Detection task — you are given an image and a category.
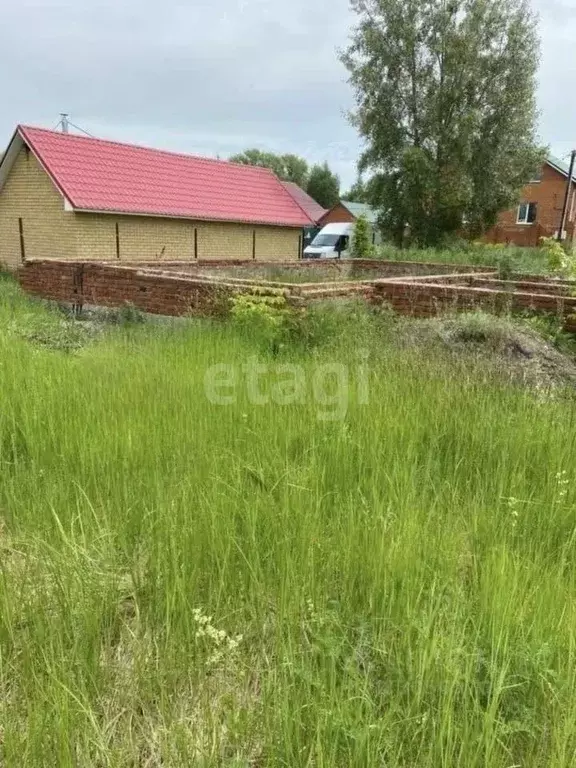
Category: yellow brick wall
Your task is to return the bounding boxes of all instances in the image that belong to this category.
[255,226,301,261]
[0,148,76,267]
[196,221,253,260]
[76,214,194,261]
[76,214,301,262]
[74,215,117,261]
[0,146,302,267]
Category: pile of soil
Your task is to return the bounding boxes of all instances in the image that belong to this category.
[397,314,576,394]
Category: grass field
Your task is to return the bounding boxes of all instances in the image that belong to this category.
[375,243,549,275]
[1,274,576,766]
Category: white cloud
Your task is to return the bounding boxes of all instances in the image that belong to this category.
[0,0,571,188]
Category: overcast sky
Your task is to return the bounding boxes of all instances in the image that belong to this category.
[0,0,574,188]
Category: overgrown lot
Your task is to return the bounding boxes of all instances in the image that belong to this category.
[1,275,576,766]
[374,242,549,276]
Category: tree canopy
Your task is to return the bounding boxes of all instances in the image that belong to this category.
[307,163,341,209]
[229,150,340,209]
[229,149,309,188]
[342,0,544,245]
[342,174,369,203]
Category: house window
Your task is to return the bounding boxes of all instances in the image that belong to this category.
[517,202,537,224]
[529,168,543,183]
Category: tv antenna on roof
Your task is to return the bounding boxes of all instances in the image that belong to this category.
[54,113,95,138]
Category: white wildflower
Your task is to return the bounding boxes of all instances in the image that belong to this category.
[556,470,569,502]
[192,607,243,667]
[507,497,520,528]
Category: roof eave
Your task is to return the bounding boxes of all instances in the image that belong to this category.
[71,206,308,228]
[0,127,24,194]
[16,125,79,205]
[546,157,576,183]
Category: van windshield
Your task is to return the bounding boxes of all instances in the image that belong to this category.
[311,233,339,247]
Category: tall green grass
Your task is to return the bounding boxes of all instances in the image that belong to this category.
[1,277,576,765]
[375,242,549,275]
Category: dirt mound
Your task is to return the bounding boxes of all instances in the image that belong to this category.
[397,312,576,394]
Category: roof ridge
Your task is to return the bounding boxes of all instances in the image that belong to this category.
[280,179,319,222]
[17,124,279,178]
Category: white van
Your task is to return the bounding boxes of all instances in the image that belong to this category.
[303,223,353,259]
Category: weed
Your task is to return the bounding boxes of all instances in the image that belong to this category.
[518,312,576,355]
[374,242,549,274]
[100,303,147,326]
[539,236,574,277]
[230,290,308,353]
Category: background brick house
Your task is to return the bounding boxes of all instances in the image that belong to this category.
[318,201,377,227]
[486,156,576,247]
[0,126,313,269]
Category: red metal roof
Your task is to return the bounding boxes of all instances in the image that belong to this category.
[17,126,312,227]
[280,181,326,224]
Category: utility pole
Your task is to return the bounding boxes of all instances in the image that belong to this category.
[557,149,576,242]
[60,113,69,134]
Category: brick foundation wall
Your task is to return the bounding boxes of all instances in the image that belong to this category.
[371,278,576,331]
[17,258,576,333]
[459,276,576,297]
[111,258,495,281]
[17,260,286,317]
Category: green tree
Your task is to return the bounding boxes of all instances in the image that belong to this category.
[229,149,309,187]
[342,174,368,202]
[229,149,284,177]
[351,214,373,258]
[281,154,310,188]
[342,0,544,246]
[307,162,340,209]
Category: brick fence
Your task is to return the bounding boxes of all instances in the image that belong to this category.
[485,222,576,248]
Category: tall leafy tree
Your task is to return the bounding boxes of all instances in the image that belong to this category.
[229,149,288,179]
[341,0,544,245]
[342,174,368,202]
[229,149,309,187]
[281,154,310,188]
[307,162,341,209]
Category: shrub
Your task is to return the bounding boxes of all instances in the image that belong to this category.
[540,236,575,278]
[351,214,374,258]
[230,290,293,352]
[521,312,576,354]
[495,252,515,280]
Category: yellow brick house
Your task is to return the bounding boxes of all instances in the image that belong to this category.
[0,125,312,268]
